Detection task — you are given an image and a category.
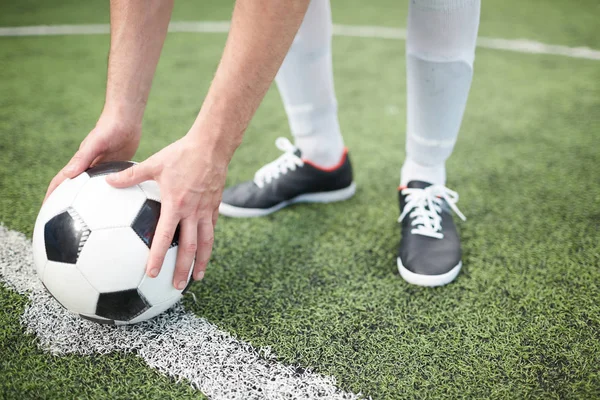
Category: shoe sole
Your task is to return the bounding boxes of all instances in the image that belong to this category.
[219,182,357,218]
[397,258,462,287]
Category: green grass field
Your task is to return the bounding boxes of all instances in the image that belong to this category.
[1,0,599,398]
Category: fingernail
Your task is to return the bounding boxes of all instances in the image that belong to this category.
[195,271,205,281]
[106,173,117,182]
[177,280,187,290]
[65,164,75,174]
[148,268,159,278]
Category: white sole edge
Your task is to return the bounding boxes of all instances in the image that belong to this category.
[397,258,462,287]
[219,182,357,218]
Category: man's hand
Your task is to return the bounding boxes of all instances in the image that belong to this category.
[44,116,141,202]
[45,0,173,202]
[106,134,227,288]
[101,0,311,288]
[44,0,310,288]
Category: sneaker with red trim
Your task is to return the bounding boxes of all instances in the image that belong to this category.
[397,181,466,286]
[219,137,356,217]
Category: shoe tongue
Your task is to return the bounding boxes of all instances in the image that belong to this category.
[406,180,433,190]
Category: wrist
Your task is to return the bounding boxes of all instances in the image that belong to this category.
[185,127,240,166]
[187,102,246,164]
[100,100,146,129]
[99,103,144,133]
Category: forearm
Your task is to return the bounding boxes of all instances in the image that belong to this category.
[103,0,174,125]
[190,0,311,161]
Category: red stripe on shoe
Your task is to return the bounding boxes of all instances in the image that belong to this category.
[302,148,348,172]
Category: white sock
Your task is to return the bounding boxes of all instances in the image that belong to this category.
[400,0,481,186]
[275,0,345,168]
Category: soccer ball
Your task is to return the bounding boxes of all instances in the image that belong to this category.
[32,161,193,325]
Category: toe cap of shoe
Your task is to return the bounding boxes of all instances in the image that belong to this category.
[398,235,462,276]
[221,181,280,209]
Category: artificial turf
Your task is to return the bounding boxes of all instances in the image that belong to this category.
[1,0,599,399]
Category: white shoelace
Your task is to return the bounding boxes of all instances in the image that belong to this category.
[253,137,304,189]
[398,185,466,239]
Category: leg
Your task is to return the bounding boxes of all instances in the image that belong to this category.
[275,0,345,168]
[220,0,355,217]
[397,0,480,286]
[401,0,481,186]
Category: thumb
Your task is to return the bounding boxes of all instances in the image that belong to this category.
[43,146,100,203]
[64,147,98,178]
[106,162,154,188]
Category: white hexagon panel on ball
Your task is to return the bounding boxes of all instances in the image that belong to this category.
[71,176,147,231]
[43,261,99,315]
[138,246,193,305]
[77,227,149,293]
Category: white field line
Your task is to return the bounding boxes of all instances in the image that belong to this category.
[0,21,599,61]
[0,226,361,400]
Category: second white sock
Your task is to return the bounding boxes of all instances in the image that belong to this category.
[401,0,481,186]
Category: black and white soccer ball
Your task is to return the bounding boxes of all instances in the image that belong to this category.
[32,161,193,325]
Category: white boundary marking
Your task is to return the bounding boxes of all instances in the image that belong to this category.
[0,226,361,400]
[0,22,598,60]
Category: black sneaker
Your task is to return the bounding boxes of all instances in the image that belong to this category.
[397,181,466,287]
[219,137,356,217]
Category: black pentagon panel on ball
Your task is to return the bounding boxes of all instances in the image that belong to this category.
[44,208,91,264]
[86,161,135,177]
[80,314,115,325]
[95,289,150,321]
[132,199,180,249]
